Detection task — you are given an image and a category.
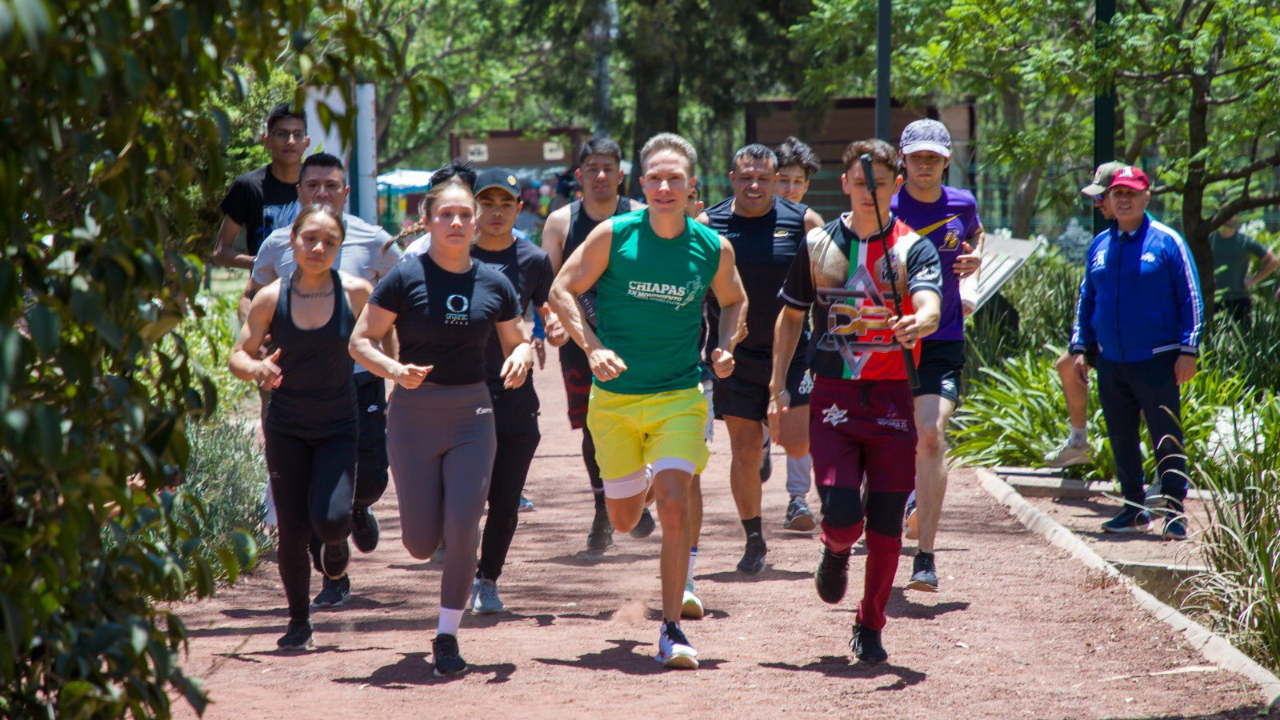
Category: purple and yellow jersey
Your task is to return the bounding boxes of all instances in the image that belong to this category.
[890,186,981,341]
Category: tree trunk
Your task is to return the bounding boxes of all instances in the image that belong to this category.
[627,0,681,196]
[1183,74,1216,323]
[1010,167,1042,239]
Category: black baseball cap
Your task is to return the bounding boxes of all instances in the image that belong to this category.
[474,168,521,199]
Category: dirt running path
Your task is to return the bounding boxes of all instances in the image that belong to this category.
[172,352,1264,719]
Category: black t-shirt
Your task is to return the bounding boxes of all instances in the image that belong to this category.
[472,239,553,392]
[781,216,942,381]
[703,196,810,379]
[370,253,520,386]
[220,164,299,256]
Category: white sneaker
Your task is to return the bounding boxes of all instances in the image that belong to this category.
[470,577,505,614]
[681,579,705,620]
[1044,439,1090,467]
[656,621,698,669]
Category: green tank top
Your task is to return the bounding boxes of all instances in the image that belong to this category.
[593,209,722,395]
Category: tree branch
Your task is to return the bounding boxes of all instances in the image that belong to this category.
[1202,152,1280,184]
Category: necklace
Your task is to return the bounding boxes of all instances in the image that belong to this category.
[291,284,334,299]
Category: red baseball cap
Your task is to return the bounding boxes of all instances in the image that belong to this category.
[1108,165,1150,192]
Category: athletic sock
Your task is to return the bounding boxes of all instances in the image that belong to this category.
[820,520,864,554]
[858,529,903,631]
[687,546,698,586]
[742,516,763,542]
[437,607,464,637]
[1068,426,1087,446]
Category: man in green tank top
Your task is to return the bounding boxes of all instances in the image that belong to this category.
[550,133,748,670]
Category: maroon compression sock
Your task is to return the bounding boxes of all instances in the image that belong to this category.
[820,520,864,553]
[857,529,902,630]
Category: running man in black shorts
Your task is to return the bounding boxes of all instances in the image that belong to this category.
[698,144,823,574]
[889,120,983,592]
[770,138,942,664]
[542,138,651,553]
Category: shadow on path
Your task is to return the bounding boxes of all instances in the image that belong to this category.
[697,567,811,583]
[886,588,971,620]
[334,652,517,687]
[759,655,926,689]
[533,552,650,567]
[535,639,726,675]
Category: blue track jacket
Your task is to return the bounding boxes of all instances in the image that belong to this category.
[1071,214,1203,363]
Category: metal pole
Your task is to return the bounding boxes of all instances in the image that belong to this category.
[876,0,891,141]
[1093,0,1116,235]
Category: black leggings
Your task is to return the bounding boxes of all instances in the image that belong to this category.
[264,429,356,622]
[583,427,604,493]
[309,374,388,573]
[477,431,542,581]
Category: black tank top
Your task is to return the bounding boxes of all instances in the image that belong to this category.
[564,196,635,328]
[265,269,357,438]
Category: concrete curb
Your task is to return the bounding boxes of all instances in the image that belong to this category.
[975,467,1280,715]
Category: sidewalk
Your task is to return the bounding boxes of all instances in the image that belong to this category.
[171,352,1266,719]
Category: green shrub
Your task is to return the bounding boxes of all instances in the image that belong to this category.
[180,419,275,569]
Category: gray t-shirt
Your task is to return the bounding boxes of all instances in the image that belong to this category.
[253,213,401,373]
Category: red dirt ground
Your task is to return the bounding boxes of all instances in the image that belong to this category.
[171,352,1269,719]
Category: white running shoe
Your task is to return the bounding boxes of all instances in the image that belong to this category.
[681,579,705,620]
[470,577,505,614]
[656,621,698,669]
[1044,439,1090,467]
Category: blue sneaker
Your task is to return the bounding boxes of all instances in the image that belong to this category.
[1161,517,1188,541]
[1101,505,1150,534]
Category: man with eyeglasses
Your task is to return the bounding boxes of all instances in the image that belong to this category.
[214,103,311,269]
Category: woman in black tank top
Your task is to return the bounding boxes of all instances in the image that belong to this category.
[230,205,373,651]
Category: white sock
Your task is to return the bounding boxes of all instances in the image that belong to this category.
[1068,426,1087,446]
[687,547,698,587]
[437,607,464,637]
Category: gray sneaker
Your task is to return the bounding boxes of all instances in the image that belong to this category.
[470,577,505,614]
[784,496,817,531]
[1044,439,1090,467]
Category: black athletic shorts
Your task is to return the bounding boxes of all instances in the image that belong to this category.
[913,339,965,402]
[713,357,811,422]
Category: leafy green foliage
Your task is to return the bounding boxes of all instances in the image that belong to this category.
[0,1,405,716]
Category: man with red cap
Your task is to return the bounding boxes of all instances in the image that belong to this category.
[1070,165,1203,541]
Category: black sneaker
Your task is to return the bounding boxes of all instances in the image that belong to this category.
[587,503,614,553]
[1101,505,1150,534]
[312,574,351,608]
[759,436,773,483]
[321,540,350,579]
[784,496,817,531]
[629,507,656,539]
[906,551,939,592]
[277,619,314,651]
[814,546,851,604]
[736,535,768,575]
[851,622,888,664]
[432,633,468,676]
[351,505,380,553]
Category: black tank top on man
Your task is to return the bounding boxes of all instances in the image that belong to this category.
[703,195,810,384]
[265,269,357,438]
[369,252,520,387]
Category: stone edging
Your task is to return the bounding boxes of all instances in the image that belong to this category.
[975,467,1280,715]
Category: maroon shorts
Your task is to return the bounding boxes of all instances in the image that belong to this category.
[558,342,592,430]
[808,376,917,494]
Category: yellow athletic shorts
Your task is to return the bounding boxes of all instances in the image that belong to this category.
[586,385,710,480]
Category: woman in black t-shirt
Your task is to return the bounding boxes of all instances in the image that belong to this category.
[350,177,533,677]
[230,205,373,651]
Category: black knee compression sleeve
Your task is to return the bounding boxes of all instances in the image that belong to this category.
[817,486,865,529]
[865,491,911,538]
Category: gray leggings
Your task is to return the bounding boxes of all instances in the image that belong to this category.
[387,382,496,611]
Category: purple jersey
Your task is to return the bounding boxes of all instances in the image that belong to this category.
[890,185,981,341]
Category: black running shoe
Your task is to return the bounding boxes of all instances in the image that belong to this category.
[629,507,656,539]
[736,535,768,575]
[432,633,468,677]
[851,622,888,664]
[351,505,380,554]
[759,436,773,483]
[587,503,614,553]
[312,574,351,608]
[321,540,350,580]
[814,546,851,604]
[277,619,314,651]
[906,551,939,593]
